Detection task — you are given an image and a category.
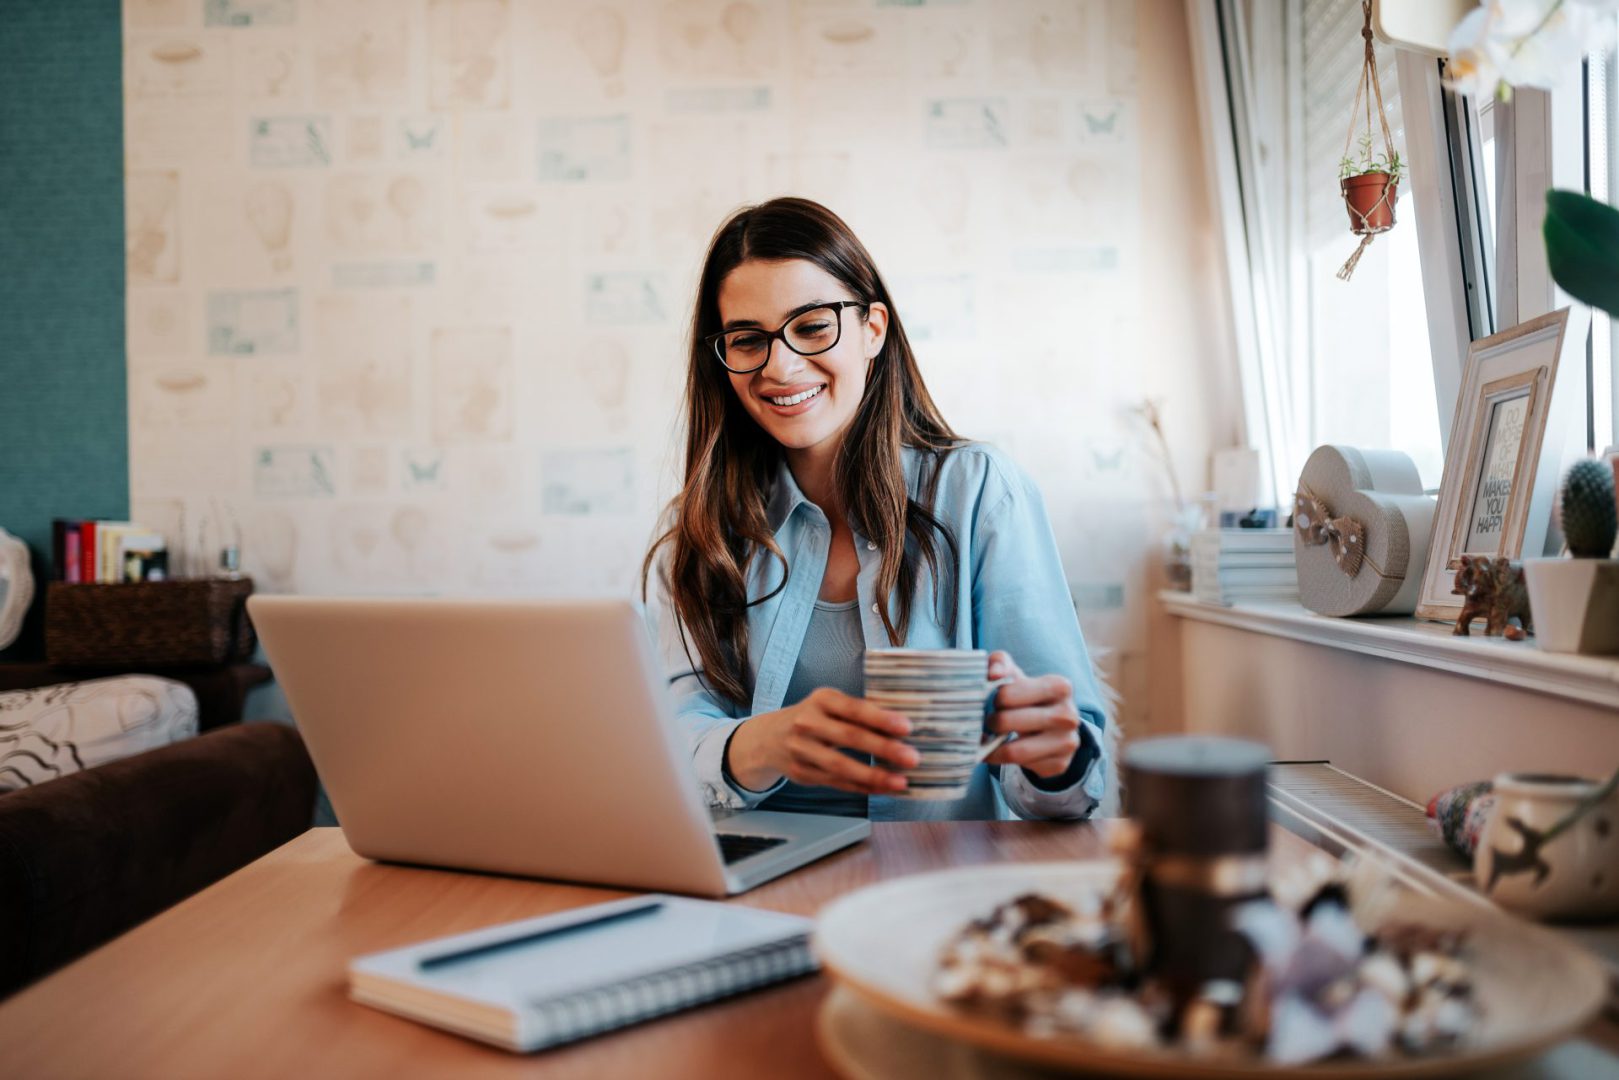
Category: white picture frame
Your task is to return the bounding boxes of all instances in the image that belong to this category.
[1415,308,1576,623]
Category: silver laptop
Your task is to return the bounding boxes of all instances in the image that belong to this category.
[247,595,869,897]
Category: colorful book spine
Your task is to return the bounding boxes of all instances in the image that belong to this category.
[51,520,70,581]
[91,522,137,583]
[52,521,88,582]
[79,521,96,584]
[63,529,81,583]
[51,519,167,583]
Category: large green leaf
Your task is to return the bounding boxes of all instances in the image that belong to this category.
[1544,189,1619,318]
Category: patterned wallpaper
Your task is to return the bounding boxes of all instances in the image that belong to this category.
[122,0,1235,729]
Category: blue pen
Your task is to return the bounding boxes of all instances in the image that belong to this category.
[418,900,664,971]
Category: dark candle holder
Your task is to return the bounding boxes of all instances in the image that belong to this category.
[1121,736,1271,1012]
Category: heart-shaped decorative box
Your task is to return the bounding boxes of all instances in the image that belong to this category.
[1293,445,1438,616]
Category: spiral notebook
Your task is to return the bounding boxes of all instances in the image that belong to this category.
[347,895,816,1052]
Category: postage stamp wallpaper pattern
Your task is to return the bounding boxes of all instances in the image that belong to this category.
[122,0,1231,732]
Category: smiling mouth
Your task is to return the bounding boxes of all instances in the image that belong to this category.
[763,385,826,407]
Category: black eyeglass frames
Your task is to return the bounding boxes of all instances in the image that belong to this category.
[704,300,870,374]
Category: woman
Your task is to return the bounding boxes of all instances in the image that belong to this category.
[645,197,1110,821]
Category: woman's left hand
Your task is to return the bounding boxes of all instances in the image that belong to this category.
[983,650,1082,780]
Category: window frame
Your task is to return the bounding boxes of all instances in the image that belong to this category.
[1187,0,1296,505]
[1443,76,1497,342]
[1582,37,1618,452]
[1494,76,1598,461]
[1393,50,1474,453]
[1190,3,1605,502]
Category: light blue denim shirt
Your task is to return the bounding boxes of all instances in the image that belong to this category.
[650,442,1108,821]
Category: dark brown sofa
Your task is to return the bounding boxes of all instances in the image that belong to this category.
[0,721,317,998]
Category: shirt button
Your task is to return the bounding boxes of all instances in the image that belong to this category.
[871,603,880,614]
[866,541,876,550]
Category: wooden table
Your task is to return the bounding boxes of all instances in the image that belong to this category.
[0,822,1612,1078]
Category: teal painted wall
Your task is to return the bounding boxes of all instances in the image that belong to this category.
[0,0,128,659]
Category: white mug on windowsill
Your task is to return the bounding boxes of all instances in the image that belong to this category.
[1474,772,1619,922]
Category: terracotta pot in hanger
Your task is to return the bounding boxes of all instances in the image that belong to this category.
[1341,171,1399,233]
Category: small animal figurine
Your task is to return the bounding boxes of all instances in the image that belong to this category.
[1451,554,1534,639]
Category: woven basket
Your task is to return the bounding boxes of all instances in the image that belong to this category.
[45,578,256,667]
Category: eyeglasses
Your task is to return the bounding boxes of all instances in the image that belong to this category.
[704,300,869,375]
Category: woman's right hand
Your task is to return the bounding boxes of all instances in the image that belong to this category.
[725,688,920,795]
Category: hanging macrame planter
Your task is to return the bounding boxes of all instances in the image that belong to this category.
[1336,0,1404,281]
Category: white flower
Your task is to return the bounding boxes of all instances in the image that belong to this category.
[1445,7,1503,101]
[1446,0,1610,100]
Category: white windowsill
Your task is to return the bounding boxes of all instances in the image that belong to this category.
[1160,590,1619,711]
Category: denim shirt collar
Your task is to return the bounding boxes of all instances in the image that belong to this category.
[764,446,925,539]
[764,456,812,535]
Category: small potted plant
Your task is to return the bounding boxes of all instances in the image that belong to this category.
[1340,132,1404,235]
[1332,1,1404,281]
[1523,458,1619,654]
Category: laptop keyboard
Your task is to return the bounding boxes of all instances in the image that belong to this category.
[716,833,788,864]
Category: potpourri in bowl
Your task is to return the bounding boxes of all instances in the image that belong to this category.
[933,855,1482,1066]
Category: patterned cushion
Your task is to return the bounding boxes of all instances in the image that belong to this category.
[0,527,32,651]
[0,676,198,792]
[1427,780,1496,860]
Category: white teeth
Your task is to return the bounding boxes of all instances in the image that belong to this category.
[767,385,824,407]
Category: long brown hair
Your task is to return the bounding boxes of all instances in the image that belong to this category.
[644,197,960,705]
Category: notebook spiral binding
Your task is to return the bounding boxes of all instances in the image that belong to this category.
[524,934,816,1049]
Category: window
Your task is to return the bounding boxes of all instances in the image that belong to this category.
[1450,90,1498,338]
[1304,160,1444,491]
[1297,0,1443,489]
[1588,12,1618,450]
[1199,0,1611,503]
[1448,12,1617,453]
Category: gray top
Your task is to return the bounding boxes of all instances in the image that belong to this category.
[759,598,869,818]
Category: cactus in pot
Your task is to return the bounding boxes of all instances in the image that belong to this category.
[1559,458,1617,558]
[1523,459,1619,655]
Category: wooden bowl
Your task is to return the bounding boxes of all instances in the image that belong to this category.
[813,861,1608,1078]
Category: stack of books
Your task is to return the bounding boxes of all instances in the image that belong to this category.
[1190,528,1298,606]
[51,519,168,583]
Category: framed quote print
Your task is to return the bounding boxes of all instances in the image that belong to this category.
[1415,308,1576,623]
